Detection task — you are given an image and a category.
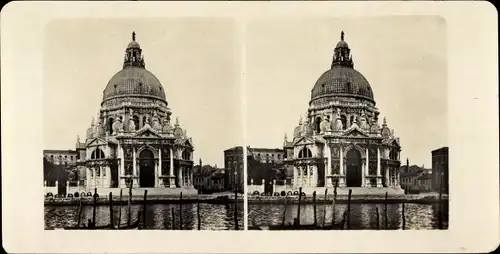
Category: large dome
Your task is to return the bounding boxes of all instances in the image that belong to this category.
[311,66,374,102]
[102,67,166,102]
[101,32,167,103]
[310,31,375,103]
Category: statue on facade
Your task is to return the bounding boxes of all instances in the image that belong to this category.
[152,112,162,132]
[359,111,369,131]
[128,118,136,132]
[370,117,380,133]
[162,118,173,134]
[319,114,331,133]
[333,108,343,131]
[95,118,105,137]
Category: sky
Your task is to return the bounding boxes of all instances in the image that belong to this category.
[43,18,241,167]
[245,16,447,168]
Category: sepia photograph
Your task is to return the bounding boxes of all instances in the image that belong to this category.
[42,18,243,230]
[1,1,498,253]
[245,16,449,230]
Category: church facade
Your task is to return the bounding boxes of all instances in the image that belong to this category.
[81,32,195,190]
[282,32,402,192]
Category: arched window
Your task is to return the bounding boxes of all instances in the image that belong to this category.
[182,150,191,160]
[350,115,356,126]
[142,116,147,127]
[298,147,312,158]
[340,115,347,130]
[91,148,105,160]
[133,115,139,130]
[315,117,321,133]
[389,149,398,160]
[107,118,114,133]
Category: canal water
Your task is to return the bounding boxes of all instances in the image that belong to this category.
[248,202,448,230]
[45,203,244,230]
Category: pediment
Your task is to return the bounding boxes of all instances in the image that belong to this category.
[343,126,369,138]
[293,136,315,146]
[86,137,107,147]
[136,125,162,138]
[176,138,194,148]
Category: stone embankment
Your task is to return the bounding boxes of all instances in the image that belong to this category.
[45,193,243,206]
[248,193,448,204]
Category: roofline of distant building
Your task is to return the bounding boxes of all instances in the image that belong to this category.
[431,146,449,153]
[43,149,77,153]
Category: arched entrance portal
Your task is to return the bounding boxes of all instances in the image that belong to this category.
[346,149,362,187]
[139,149,155,187]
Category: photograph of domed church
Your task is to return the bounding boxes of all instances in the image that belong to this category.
[246,17,448,230]
[43,19,243,230]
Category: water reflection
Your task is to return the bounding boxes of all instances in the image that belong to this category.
[249,202,448,230]
[45,203,244,230]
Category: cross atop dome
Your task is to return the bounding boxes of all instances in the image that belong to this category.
[341,31,344,41]
[132,31,136,41]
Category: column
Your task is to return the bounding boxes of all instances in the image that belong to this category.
[93,168,97,188]
[87,168,91,189]
[66,181,69,195]
[169,148,175,188]
[361,163,365,187]
[158,148,162,187]
[190,168,194,187]
[365,148,371,187]
[396,170,401,187]
[386,167,391,187]
[178,167,183,188]
[339,146,345,187]
[314,166,318,187]
[119,145,125,187]
[376,148,382,187]
[326,145,332,187]
[299,166,303,187]
[293,167,298,186]
[132,147,137,187]
[100,166,104,187]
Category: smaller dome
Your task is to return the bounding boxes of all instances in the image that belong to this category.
[127,41,141,49]
[293,125,302,138]
[336,40,349,48]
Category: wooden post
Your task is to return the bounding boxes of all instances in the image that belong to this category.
[347,189,352,229]
[234,182,238,230]
[297,187,302,226]
[384,191,388,229]
[117,189,123,228]
[439,172,444,230]
[402,202,406,230]
[313,191,317,226]
[92,188,97,226]
[109,192,114,229]
[76,195,83,228]
[322,188,328,227]
[179,192,183,230]
[331,180,338,225]
[142,190,148,228]
[282,195,288,226]
[197,200,201,230]
[376,207,380,230]
[171,207,175,230]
